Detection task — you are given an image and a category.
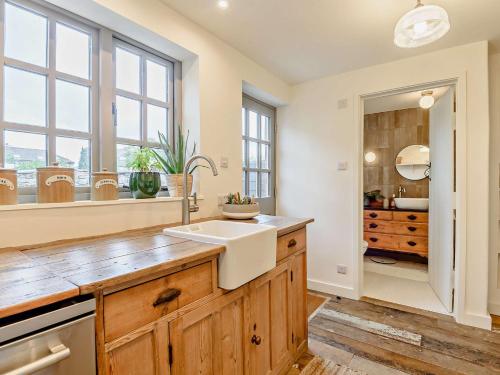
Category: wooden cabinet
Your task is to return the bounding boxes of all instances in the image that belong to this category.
[364,209,429,257]
[168,288,248,375]
[291,250,307,353]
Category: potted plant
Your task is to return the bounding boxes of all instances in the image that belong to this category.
[152,125,202,197]
[222,192,260,219]
[128,147,161,199]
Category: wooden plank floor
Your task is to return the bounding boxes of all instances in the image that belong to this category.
[306,293,500,375]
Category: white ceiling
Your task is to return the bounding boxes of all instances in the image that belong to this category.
[364,86,450,114]
[160,0,500,84]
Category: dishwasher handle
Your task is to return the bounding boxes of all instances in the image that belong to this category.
[2,344,70,375]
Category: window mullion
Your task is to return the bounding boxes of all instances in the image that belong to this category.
[141,54,147,147]
[0,1,5,168]
[47,15,56,165]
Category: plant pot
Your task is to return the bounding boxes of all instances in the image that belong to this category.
[165,174,193,197]
[129,172,161,199]
[222,203,260,219]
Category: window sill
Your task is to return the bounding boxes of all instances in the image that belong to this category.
[0,195,204,212]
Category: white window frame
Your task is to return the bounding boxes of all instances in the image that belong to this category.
[0,0,99,195]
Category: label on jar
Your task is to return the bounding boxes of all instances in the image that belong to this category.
[0,178,14,190]
[45,175,75,186]
[95,178,118,189]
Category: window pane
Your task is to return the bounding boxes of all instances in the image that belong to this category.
[56,80,89,132]
[248,141,258,168]
[146,60,167,102]
[4,3,47,67]
[261,144,270,169]
[147,104,167,143]
[116,144,140,186]
[4,66,46,126]
[115,47,140,94]
[242,140,246,167]
[56,137,90,186]
[261,115,270,141]
[241,108,246,135]
[249,111,258,138]
[260,173,270,198]
[56,23,90,79]
[116,96,141,140]
[4,131,46,187]
[248,171,257,198]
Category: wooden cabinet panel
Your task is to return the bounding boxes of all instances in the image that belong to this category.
[291,250,307,354]
[393,211,428,223]
[104,261,213,342]
[364,233,398,250]
[277,228,306,262]
[398,235,429,254]
[168,288,248,375]
[364,220,428,237]
[249,262,293,375]
[363,210,393,221]
[106,319,169,375]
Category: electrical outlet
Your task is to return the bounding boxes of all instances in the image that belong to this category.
[337,265,348,275]
[337,161,348,170]
[220,157,229,168]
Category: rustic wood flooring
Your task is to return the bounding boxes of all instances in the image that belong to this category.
[303,293,500,375]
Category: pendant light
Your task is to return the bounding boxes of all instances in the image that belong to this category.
[394,0,450,48]
[419,91,435,109]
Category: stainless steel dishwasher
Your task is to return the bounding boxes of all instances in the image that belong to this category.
[0,296,96,375]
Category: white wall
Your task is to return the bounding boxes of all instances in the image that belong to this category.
[277,41,491,328]
[488,52,500,315]
[1,0,290,247]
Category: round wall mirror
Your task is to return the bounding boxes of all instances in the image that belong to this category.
[395,145,430,181]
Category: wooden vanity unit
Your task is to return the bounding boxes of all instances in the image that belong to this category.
[0,215,312,375]
[364,209,428,257]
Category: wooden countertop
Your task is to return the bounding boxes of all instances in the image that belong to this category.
[0,215,312,319]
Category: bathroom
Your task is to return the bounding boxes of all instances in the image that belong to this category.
[362,85,455,314]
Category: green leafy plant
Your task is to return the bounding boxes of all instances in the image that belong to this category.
[127,147,160,172]
[225,192,255,205]
[153,125,204,174]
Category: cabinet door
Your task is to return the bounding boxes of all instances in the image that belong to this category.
[106,319,169,375]
[291,250,308,353]
[249,261,293,375]
[169,288,248,375]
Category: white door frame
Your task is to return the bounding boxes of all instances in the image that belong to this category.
[353,73,467,324]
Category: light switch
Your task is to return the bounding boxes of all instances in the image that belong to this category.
[337,161,348,170]
[220,157,229,168]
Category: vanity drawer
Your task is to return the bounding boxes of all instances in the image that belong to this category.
[277,228,306,261]
[393,211,428,223]
[364,220,428,237]
[364,233,398,250]
[397,235,428,254]
[364,220,394,234]
[104,261,214,342]
[364,210,393,221]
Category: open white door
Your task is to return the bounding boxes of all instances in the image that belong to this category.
[428,87,455,313]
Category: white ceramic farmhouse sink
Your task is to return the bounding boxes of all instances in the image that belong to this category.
[394,198,429,211]
[164,220,277,290]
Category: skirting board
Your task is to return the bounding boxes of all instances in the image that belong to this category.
[457,311,492,330]
[307,278,357,299]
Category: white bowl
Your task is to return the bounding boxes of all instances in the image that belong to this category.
[222,203,260,219]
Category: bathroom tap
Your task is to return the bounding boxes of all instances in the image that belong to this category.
[182,154,218,225]
[398,185,406,198]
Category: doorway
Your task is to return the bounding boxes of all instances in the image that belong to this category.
[360,85,456,315]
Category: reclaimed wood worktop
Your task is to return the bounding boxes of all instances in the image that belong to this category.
[0,215,313,319]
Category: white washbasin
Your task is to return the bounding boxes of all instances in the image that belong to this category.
[394,198,429,211]
[164,220,277,290]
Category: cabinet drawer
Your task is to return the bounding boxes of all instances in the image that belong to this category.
[393,211,428,223]
[364,210,393,221]
[277,228,306,261]
[104,261,214,342]
[397,235,428,254]
[365,220,428,237]
[364,233,397,250]
[364,220,394,234]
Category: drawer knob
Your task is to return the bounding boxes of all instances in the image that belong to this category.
[251,335,262,345]
[153,288,181,307]
[288,239,297,248]
[369,213,378,218]
[369,223,378,229]
[408,226,417,232]
[407,214,417,220]
[369,237,378,243]
[408,241,417,247]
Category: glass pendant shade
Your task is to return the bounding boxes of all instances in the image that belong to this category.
[419,94,435,109]
[394,3,450,48]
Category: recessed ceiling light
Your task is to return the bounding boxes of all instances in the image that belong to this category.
[365,152,377,163]
[419,91,435,109]
[394,0,450,48]
[217,0,229,9]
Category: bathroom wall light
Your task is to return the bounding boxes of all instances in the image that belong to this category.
[394,0,450,48]
[365,152,377,163]
[419,91,435,109]
[217,0,229,9]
